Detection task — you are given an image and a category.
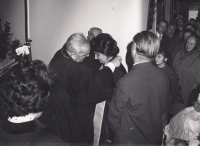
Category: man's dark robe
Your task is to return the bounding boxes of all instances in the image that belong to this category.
[39,48,115,144]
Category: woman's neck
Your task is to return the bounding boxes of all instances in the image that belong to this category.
[158,63,166,68]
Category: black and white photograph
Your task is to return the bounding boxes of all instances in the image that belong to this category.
[0,0,200,146]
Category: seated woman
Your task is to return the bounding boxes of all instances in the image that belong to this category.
[90,33,127,146]
[0,60,65,145]
[165,94,200,146]
[172,34,200,115]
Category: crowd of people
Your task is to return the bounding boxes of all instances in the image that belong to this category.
[0,15,200,146]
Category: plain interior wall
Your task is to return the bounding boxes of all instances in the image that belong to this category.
[0,0,150,70]
[189,10,198,19]
[29,0,149,70]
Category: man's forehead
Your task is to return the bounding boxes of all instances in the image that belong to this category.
[90,29,102,36]
[168,25,175,29]
[159,22,167,26]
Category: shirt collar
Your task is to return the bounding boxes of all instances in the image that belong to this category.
[156,31,163,37]
[133,61,149,66]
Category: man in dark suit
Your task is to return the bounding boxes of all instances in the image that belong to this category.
[156,20,170,53]
[174,18,185,38]
[40,33,122,144]
[166,23,180,66]
[108,31,170,145]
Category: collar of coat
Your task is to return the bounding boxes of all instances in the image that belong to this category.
[61,47,71,60]
[1,119,47,134]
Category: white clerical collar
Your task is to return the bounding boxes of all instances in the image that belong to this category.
[133,61,149,66]
[8,112,43,123]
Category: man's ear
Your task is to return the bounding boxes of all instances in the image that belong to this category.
[164,58,168,62]
[68,51,78,61]
[131,42,136,52]
[71,53,78,60]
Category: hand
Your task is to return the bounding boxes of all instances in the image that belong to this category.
[197,93,200,103]
[110,56,122,67]
[16,45,30,56]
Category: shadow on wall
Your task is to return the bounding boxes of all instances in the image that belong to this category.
[126,42,134,72]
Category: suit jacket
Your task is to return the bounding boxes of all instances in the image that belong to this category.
[168,35,180,56]
[39,48,115,143]
[0,119,65,146]
[160,33,170,52]
[108,62,170,145]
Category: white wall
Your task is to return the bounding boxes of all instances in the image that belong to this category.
[189,10,198,20]
[0,0,150,70]
[29,0,149,70]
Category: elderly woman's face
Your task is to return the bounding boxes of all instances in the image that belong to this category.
[186,37,196,52]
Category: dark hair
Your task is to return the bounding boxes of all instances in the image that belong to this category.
[189,18,197,23]
[181,29,197,42]
[183,29,196,36]
[158,19,168,26]
[0,60,53,117]
[157,49,169,59]
[184,22,197,31]
[176,18,185,24]
[90,33,119,58]
[156,49,171,65]
[168,23,177,28]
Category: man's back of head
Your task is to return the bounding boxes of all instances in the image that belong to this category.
[132,31,160,62]
[87,27,102,41]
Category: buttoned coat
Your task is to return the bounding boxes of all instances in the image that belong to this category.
[108,62,170,145]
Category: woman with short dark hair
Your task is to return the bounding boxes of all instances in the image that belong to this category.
[0,60,65,145]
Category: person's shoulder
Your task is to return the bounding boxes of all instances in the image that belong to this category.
[38,131,65,143]
[116,71,133,85]
[164,65,176,75]
[151,65,169,80]
[171,34,180,40]
[174,50,184,58]
[163,33,170,40]
[115,63,127,74]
